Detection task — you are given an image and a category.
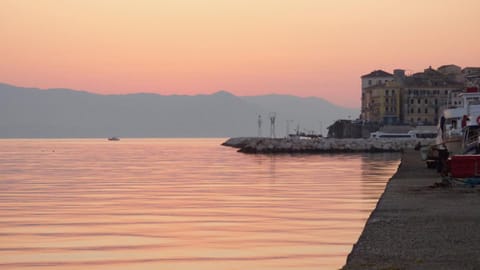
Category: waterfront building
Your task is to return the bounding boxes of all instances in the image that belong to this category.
[363,81,402,124]
[448,89,465,108]
[402,67,463,125]
[402,84,461,125]
[361,65,467,125]
[463,67,480,87]
[360,70,394,120]
[463,67,480,77]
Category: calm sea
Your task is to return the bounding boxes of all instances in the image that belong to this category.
[0,139,400,270]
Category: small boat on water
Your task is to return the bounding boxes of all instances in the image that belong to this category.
[108,137,120,141]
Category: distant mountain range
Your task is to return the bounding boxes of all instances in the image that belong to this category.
[0,83,359,138]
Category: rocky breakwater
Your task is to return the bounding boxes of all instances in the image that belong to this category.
[222,137,435,153]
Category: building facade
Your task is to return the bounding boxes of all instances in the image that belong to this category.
[363,81,401,124]
[361,65,470,125]
[403,87,451,125]
[463,67,480,87]
[360,70,394,120]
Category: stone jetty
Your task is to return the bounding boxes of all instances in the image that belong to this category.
[343,150,480,269]
[222,137,434,153]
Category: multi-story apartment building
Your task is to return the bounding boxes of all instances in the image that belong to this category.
[360,70,394,120]
[402,67,463,125]
[403,87,451,125]
[363,81,402,124]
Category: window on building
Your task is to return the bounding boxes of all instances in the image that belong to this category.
[386,90,389,95]
[386,98,389,103]
[418,108,421,113]
[445,90,448,95]
[425,99,428,104]
[425,108,428,114]
[417,99,421,104]
[410,108,414,113]
[368,80,372,86]
[392,90,395,94]
[408,90,411,95]
[435,99,438,105]
[410,99,414,104]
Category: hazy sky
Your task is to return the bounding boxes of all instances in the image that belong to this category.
[1,0,479,107]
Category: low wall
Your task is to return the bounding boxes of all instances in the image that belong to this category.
[222,137,435,153]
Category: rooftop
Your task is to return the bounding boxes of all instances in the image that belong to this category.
[361,70,394,78]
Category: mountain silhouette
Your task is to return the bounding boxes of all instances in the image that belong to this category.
[0,83,358,138]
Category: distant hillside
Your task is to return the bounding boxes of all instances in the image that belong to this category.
[0,83,359,138]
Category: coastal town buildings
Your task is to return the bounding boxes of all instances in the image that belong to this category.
[438,64,463,83]
[402,67,463,125]
[463,67,480,87]
[360,70,394,121]
[362,80,402,124]
[361,65,479,125]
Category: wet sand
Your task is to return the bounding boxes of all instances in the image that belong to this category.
[343,150,480,270]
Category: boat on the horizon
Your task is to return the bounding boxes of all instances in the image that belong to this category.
[108,137,120,141]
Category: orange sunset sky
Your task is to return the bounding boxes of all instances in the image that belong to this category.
[1,0,479,107]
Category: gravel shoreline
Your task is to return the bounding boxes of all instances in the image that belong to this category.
[343,150,480,270]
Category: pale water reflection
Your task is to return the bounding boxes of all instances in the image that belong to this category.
[0,139,400,270]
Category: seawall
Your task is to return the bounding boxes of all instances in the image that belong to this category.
[343,150,480,269]
[222,137,434,153]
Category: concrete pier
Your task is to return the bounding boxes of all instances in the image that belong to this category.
[343,150,480,270]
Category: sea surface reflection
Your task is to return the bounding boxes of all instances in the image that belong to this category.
[0,139,400,270]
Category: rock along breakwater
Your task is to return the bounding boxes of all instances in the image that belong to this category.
[222,137,435,153]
